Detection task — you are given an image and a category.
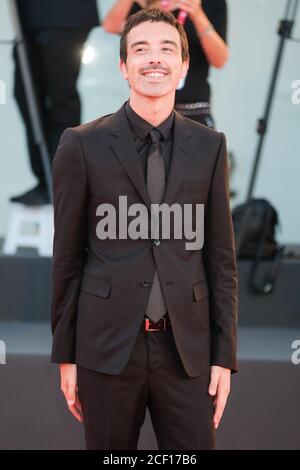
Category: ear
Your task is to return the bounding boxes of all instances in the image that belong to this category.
[181,59,189,79]
[119,59,128,80]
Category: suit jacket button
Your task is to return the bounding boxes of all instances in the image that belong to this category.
[153,239,160,246]
[141,280,151,288]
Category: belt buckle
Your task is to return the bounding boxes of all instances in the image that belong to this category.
[145,317,166,332]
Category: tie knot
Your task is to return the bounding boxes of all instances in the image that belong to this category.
[149,128,163,145]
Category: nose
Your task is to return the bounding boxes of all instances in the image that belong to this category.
[149,58,162,65]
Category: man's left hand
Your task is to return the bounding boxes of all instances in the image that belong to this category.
[208,365,231,429]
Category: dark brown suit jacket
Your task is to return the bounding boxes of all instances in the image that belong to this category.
[51,101,238,377]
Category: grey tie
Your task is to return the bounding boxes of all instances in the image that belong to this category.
[145,129,168,322]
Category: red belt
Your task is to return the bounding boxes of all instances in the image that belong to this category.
[142,315,171,332]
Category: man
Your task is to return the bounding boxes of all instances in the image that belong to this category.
[51,8,238,450]
[11,0,100,205]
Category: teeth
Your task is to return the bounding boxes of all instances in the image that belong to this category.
[144,72,166,78]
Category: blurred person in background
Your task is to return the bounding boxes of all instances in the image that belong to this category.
[103,0,228,129]
[11,0,100,206]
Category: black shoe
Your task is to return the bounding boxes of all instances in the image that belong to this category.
[10,184,51,206]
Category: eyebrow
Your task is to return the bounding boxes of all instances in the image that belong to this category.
[130,40,178,49]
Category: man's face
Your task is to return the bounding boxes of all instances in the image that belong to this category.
[120,21,189,99]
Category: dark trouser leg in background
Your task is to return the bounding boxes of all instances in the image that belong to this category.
[12,27,90,203]
[13,36,46,185]
[34,28,90,157]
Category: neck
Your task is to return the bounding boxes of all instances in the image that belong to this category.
[128,92,175,127]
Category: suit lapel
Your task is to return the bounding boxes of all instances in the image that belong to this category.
[109,102,193,211]
[110,103,152,210]
[162,110,193,207]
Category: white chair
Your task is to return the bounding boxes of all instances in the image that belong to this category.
[3,203,54,257]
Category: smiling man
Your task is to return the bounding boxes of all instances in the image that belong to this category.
[51,8,238,450]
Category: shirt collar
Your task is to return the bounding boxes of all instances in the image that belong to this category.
[125,99,174,141]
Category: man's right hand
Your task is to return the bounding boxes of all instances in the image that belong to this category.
[60,363,83,422]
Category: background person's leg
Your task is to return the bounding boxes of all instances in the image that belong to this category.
[13,35,48,195]
[34,28,90,158]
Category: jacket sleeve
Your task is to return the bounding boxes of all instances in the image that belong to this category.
[203,132,238,373]
[50,127,88,364]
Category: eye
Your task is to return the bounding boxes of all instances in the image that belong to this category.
[163,47,174,52]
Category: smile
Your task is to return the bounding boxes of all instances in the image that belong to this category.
[142,71,168,78]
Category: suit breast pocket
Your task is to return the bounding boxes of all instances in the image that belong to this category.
[80,272,111,299]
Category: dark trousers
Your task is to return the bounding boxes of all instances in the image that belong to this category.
[13,27,90,186]
[77,324,215,450]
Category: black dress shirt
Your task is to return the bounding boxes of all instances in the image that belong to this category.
[125,100,175,184]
